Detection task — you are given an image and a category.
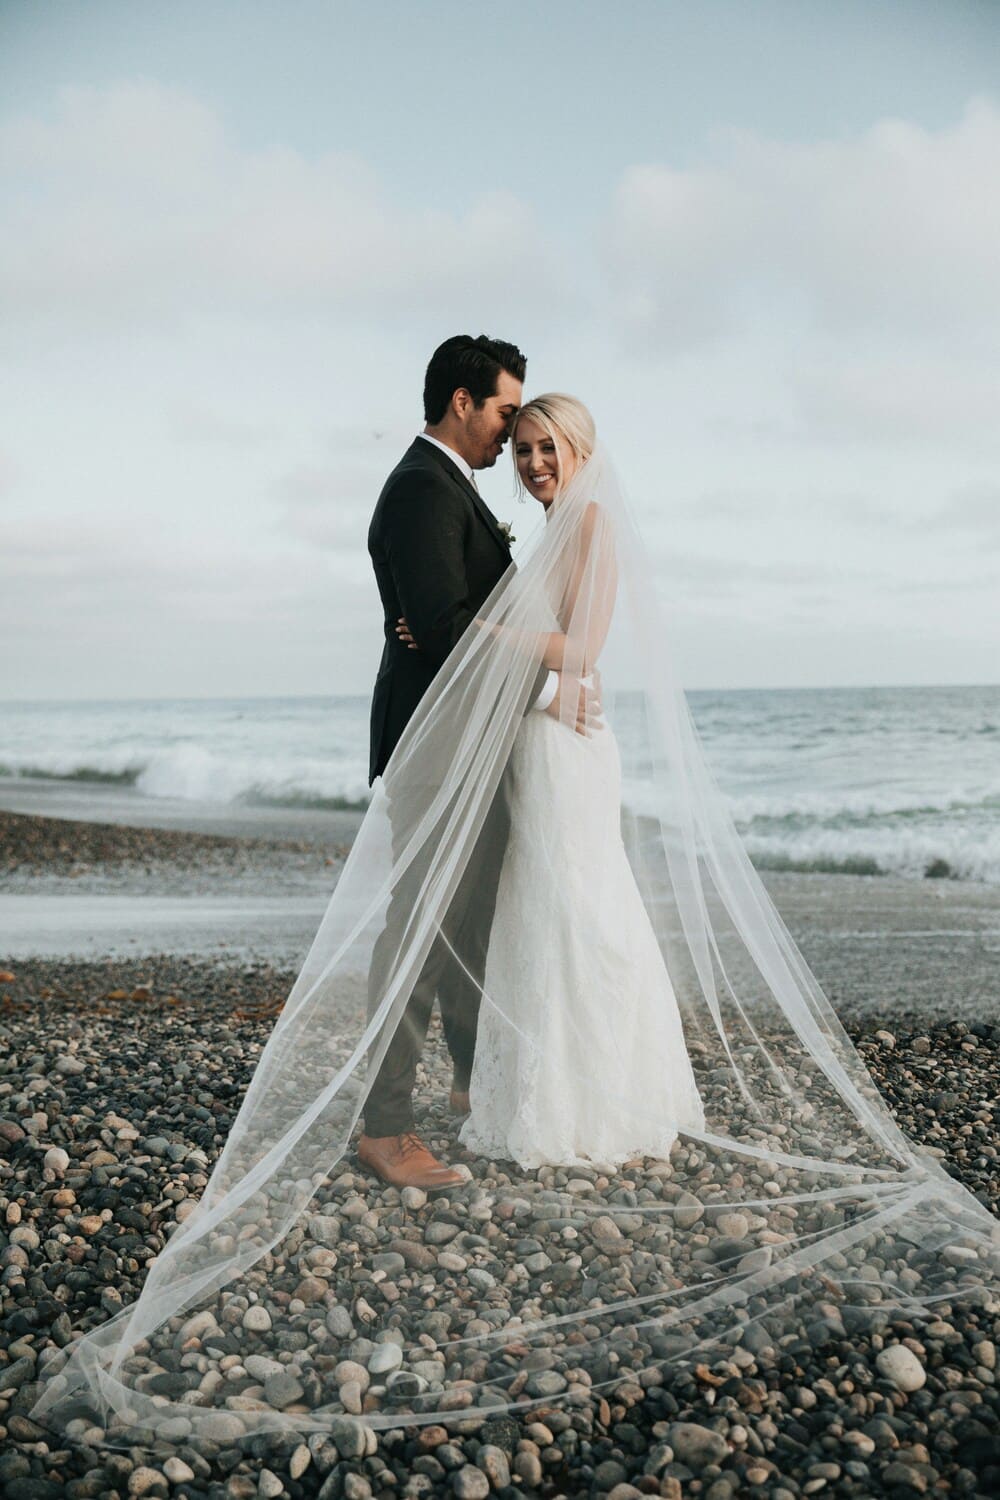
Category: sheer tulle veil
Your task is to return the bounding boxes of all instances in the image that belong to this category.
[29,406,1000,1446]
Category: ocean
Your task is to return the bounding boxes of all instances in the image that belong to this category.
[1,684,998,885]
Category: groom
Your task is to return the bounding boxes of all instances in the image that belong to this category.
[359,333,594,1190]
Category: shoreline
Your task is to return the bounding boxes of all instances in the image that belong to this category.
[2,805,998,1022]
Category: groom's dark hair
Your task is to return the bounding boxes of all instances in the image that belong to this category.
[423,334,527,424]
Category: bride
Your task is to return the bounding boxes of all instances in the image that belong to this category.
[457,394,706,1167]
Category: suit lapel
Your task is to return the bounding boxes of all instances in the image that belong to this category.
[452,470,511,557]
[407,439,511,558]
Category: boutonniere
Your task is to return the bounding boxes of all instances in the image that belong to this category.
[497,521,515,547]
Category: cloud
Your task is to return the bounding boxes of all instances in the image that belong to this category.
[0,81,568,335]
[608,97,1000,353]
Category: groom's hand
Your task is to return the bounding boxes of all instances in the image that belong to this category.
[544,671,603,736]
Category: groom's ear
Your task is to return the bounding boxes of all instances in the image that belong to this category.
[451,387,474,421]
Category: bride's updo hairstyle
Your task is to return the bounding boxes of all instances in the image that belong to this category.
[512,392,596,497]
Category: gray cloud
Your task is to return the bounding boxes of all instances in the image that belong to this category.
[0,82,570,335]
[608,98,1000,354]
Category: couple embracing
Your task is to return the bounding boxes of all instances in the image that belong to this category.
[359,333,705,1189]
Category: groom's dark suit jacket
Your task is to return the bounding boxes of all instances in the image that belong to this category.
[367,437,515,784]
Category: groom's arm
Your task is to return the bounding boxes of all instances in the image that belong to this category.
[382,475,484,670]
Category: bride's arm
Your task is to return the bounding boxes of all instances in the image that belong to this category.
[476,503,618,675]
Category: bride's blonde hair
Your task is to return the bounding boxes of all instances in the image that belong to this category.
[511,392,596,497]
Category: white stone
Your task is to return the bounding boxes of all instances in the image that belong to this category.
[876,1344,926,1392]
[44,1146,70,1176]
[368,1342,403,1375]
[289,1444,311,1478]
[242,1305,272,1332]
[162,1458,195,1483]
[180,1310,221,1341]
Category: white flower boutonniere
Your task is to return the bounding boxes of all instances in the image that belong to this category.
[497,521,515,547]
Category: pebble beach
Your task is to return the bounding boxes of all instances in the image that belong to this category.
[2,808,1000,1499]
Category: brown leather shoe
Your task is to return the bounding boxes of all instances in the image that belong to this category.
[357,1131,465,1190]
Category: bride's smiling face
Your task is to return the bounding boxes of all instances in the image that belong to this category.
[514,417,577,507]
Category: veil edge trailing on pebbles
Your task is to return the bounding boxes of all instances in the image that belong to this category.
[28,441,1000,1447]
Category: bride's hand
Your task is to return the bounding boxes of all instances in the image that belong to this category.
[544,674,603,736]
[395,617,418,650]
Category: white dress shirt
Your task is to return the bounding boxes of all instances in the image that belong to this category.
[416,432,559,713]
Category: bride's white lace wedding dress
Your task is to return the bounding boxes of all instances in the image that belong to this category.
[459,698,706,1169]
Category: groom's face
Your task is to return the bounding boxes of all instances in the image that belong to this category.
[463,370,523,470]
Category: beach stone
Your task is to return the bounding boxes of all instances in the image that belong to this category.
[308,1213,341,1246]
[452,1467,490,1500]
[594,1459,629,1488]
[513,1452,543,1487]
[386,1370,427,1399]
[438,1251,468,1272]
[476,1445,511,1489]
[343,1477,373,1500]
[331,1416,368,1458]
[881,1461,929,1492]
[263,1370,305,1407]
[326,1305,355,1338]
[715,1211,750,1239]
[0,1356,35,1391]
[289,1445,311,1479]
[162,1458,195,1483]
[294,1274,329,1303]
[675,1191,704,1228]
[54,1053,86,1074]
[942,1244,980,1266]
[526,1369,567,1397]
[426,1221,460,1245]
[258,1472,284,1500]
[340,1378,364,1413]
[390,1239,437,1271]
[44,1145,70,1175]
[667,1422,729,1468]
[127,1468,169,1497]
[335,1359,370,1389]
[643,1443,675,1476]
[373,1251,406,1276]
[876,1344,926,1392]
[181,1310,221,1341]
[368,1342,403,1375]
[841,1431,876,1458]
[974,1338,996,1369]
[244,1354,283,1380]
[198,1411,247,1444]
[402,1185,428,1210]
[242,1304,272,1332]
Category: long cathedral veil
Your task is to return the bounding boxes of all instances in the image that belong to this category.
[29,428,1000,1447]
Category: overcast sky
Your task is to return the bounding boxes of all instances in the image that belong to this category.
[2,0,998,701]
